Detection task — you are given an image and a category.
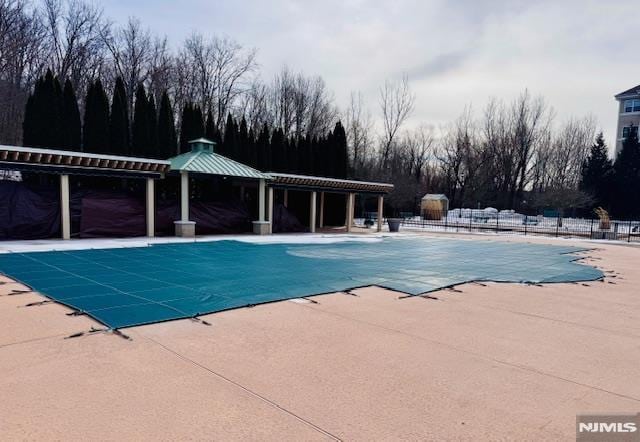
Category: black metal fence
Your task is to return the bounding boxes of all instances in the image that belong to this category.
[357,209,640,242]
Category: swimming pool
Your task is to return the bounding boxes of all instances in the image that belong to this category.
[0,237,602,329]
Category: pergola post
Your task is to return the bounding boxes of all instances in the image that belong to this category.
[180,171,189,221]
[267,186,274,234]
[174,170,195,237]
[60,174,70,240]
[377,195,384,232]
[346,193,355,233]
[146,178,155,237]
[319,192,325,229]
[258,179,265,221]
[253,178,270,235]
[309,191,317,233]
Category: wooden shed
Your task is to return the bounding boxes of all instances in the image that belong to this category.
[421,194,449,220]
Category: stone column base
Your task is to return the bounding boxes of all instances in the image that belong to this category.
[174,220,196,238]
[252,221,271,235]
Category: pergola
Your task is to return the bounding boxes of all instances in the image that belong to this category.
[1,140,394,239]
[267,173,394,233]
[0,144,170,240]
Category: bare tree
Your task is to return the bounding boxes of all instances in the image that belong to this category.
[544,116,597,189]
[344,91,373,174]
[265,66,336,138]
[437,108,478,208]
[379,74,415,168]
[0,0,47,144]
[42,0,108,98]
[508,90,552,206]
[146,36,173,102]
[102,17,151,113]
[177,33,257,128]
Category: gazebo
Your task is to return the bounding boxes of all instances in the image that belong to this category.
[167,138,272,237]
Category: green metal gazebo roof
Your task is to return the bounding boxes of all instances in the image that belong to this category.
[168,138,270,180]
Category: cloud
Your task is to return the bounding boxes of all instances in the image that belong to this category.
[407,50,474,80]
[101,0,638,153]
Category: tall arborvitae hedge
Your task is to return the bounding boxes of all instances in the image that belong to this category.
[109,77,129,155]
[21,73,352,181]
[157,91,177,158]
[83,79,110,154]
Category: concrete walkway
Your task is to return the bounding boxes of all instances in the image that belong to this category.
[0,234,638,440]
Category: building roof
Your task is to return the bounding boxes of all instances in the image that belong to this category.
[422,193,448,200]
[169,150,270,180]
[268,173,394,194]
[615,84,640,99]
[0,145,170,178]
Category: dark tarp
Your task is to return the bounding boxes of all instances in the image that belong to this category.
[272,203,307,233]
[78,193,252,238]
[79,194,147,238]
[155,200,252,236]
[0,181,60,240]
[2,181,303,240]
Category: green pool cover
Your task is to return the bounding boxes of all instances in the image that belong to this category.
[0,237,602,329]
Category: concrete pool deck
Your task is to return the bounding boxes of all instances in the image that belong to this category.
[0,233,639,440]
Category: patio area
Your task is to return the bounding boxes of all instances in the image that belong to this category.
[0,233,638,440]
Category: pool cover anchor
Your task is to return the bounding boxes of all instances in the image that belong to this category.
[110,329,132,340]
[64,326,109,340]
[22,299,53,307]
[5,289,31,296]
[190,316,212,326]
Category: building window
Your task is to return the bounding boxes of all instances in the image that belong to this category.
[622,126,638,139]
[624,99,640,113]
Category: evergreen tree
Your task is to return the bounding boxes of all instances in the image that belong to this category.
[298,135,312,174]
[147,94,158,157]
[157,91,177,158]
[50,75,64,148]
[332,121,348,179]
[25,70,64,148]
[247,127,257,167]
[83,78,110,153]
[238,116,249,163]
[223,113,238,160]
[580,132,612,209]
[270,128,285,172]
[286,137,298,173]
[179,103,193,153]
[178,103,205,153]
[613,126,640,217]
[256,123,271,171]
[61,79,81,151]
[204,111,218,142]
[323,130,336,177]
[131,84,149,157]
[192,105,205,140]
[109,77,129,155]
[22,92,35,147]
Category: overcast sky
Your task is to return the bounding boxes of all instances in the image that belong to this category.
[102,0,638,153]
